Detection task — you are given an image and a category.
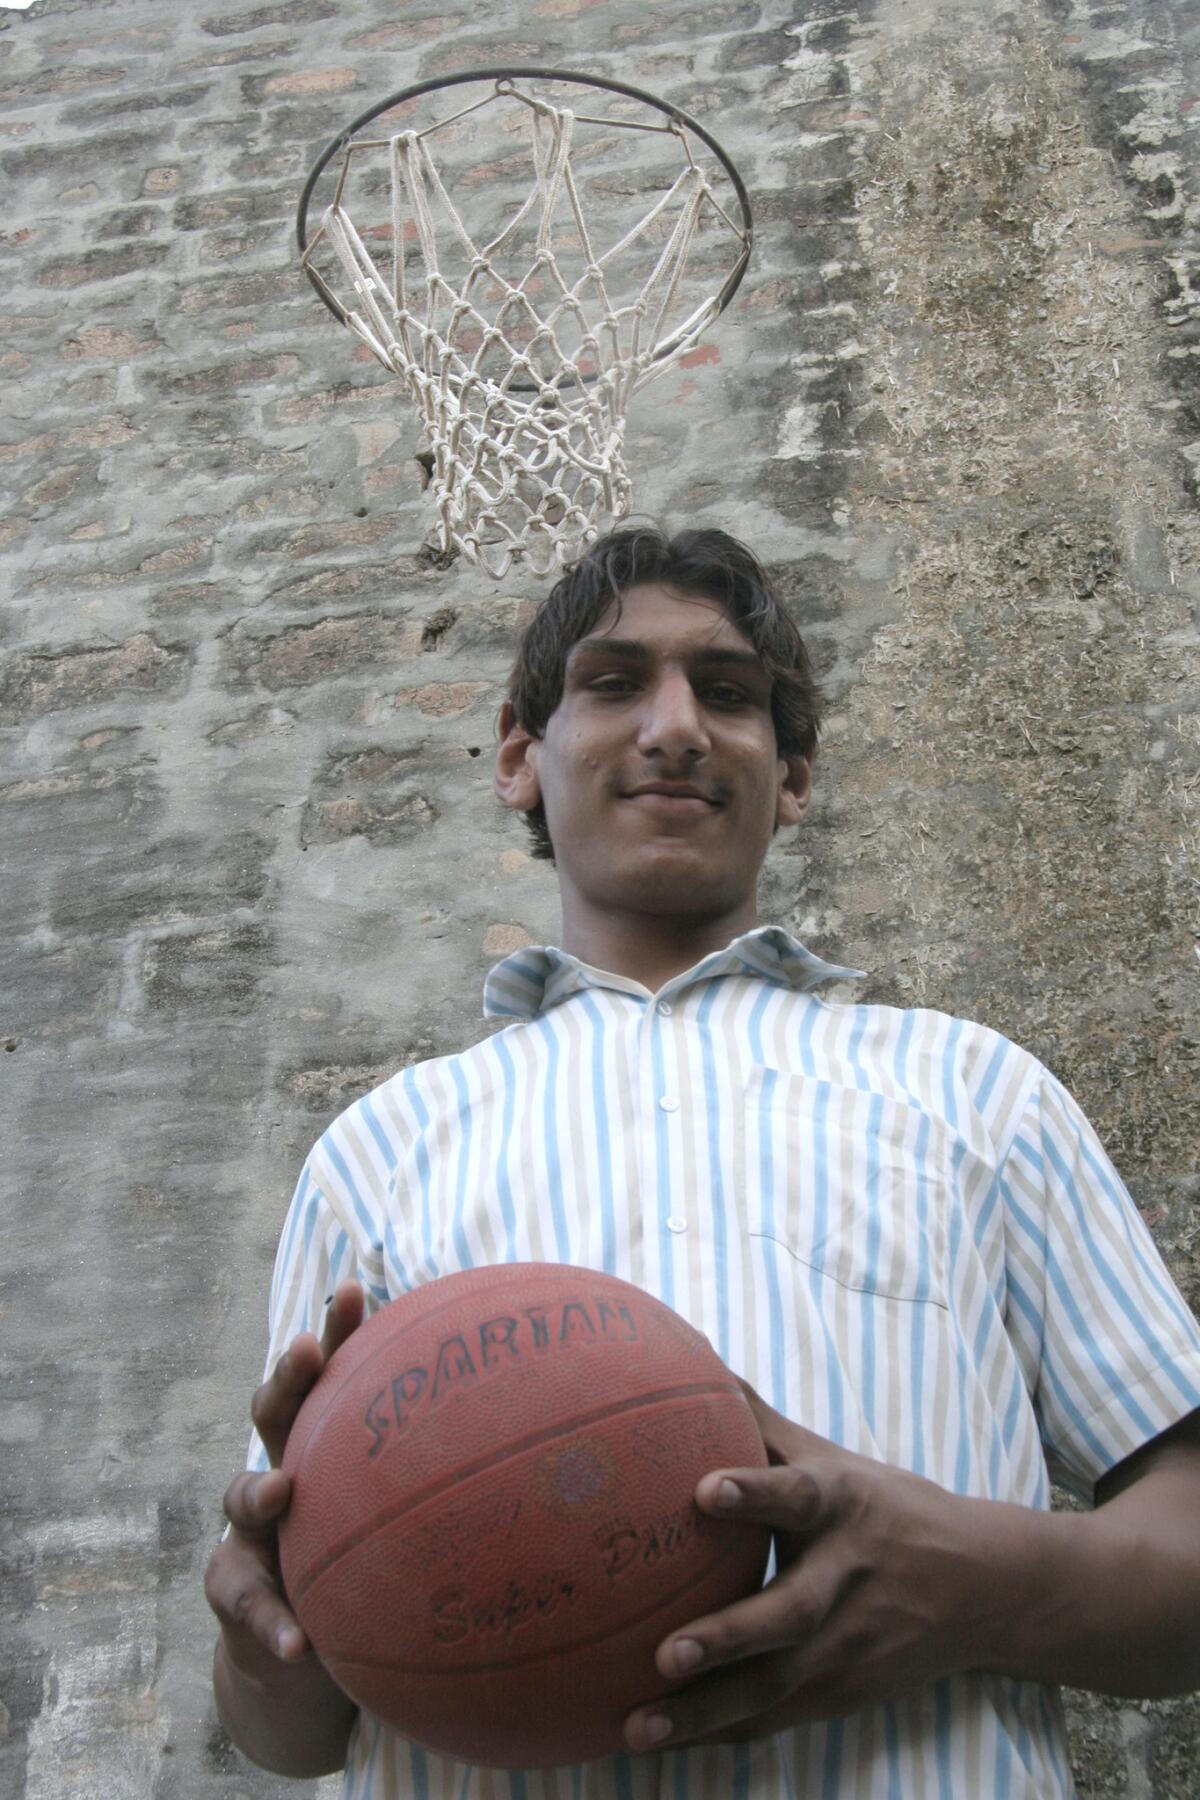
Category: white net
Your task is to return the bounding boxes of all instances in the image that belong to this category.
[301,76,750,579]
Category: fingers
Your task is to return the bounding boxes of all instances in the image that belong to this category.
[624,1448,964,1753]
[207,1472,309,1665]
[657,1517,839,1682]
[205,1525,309,1667]
[320,1280,365,1362]
[206,1285,367,1678]
[694,1460,832,1534]
[625,1651,808,1753]
[624,1549,842,1753]
[622,1468,848,1753]
[223,1468,292,1540]
[659,1678,849,1751]
[250,1340,321,1468]
[252,1282,365,1467]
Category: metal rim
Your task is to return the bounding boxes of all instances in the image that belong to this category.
[295,65,754,356]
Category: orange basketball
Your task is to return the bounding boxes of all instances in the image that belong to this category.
[279,1263,770,1768]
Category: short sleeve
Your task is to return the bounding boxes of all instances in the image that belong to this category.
[244,1158,364,1474]
[998,1067,1200,1502]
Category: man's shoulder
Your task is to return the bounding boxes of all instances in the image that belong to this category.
[311,1024,508,1160]
[816,989,1038,1069]
[807,991,1046,1133]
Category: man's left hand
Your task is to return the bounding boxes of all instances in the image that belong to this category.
[623,1383,1012,1753]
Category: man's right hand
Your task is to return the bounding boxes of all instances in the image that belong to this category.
[204,1280,365,1774]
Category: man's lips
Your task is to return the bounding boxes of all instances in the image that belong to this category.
[624,782,721,812]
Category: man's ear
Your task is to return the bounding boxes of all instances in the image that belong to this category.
[494,701,543,813]
[775,751,814,829]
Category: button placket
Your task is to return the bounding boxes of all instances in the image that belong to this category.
[650,997,688,1240]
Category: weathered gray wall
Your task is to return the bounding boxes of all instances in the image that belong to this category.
[2,0,1198,1795]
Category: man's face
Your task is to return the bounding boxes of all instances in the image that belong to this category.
[499,582,813,923]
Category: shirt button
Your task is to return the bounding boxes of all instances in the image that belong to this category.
[657,1001,672,1017]
[659,1095,679,1111]
[667,1215,687,1233]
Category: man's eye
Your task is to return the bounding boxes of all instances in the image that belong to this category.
[591,676,636,695]
[708,685,749,705]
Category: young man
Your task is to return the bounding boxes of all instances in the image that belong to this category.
[206,526,1200,1796]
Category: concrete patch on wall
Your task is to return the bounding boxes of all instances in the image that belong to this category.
[20,1508,169,1800]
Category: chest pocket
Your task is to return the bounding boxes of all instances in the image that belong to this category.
[743,1068,958,1307]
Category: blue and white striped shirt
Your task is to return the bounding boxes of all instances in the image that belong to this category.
[256,927,1200,1799]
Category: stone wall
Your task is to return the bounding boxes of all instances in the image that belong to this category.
[2,0,1197,1795]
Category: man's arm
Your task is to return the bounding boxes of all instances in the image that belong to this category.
[204,1283,363,1776]
[1014,1409,1200,1691]
[621,1392,1200,1752]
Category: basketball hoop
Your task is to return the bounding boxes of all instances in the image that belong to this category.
[297,69,753,579]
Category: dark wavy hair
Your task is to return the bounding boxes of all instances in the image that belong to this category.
[504,524,822,861]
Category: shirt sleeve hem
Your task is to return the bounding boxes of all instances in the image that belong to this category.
[1064,1351,1200,1500]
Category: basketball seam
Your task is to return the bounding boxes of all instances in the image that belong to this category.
[321,1529,764,1676]
[286,1266,659,1455]
[286,1377,747,1605]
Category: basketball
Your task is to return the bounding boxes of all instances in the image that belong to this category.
[279,1263,770,1768]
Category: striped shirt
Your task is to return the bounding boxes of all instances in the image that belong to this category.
[254,927,1200,1799]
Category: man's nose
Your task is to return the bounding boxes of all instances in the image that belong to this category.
[636,671,711,758]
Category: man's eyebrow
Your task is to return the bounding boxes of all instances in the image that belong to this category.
[567,638,767,672]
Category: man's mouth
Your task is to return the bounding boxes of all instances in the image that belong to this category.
[624,782,720,813]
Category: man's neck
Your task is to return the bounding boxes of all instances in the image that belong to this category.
[557,902,758,995]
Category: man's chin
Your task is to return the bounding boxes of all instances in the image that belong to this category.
[590,854,746,919]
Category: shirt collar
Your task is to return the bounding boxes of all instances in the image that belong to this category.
[483,926,865,1021]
